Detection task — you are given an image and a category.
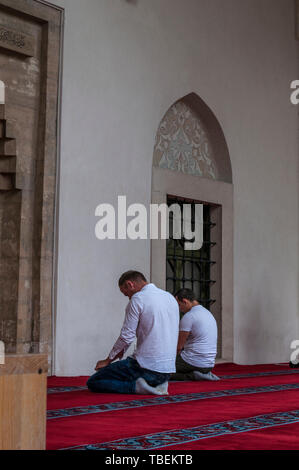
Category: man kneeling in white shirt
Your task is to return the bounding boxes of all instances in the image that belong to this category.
[171,288,220,382]
[87,271,180,395]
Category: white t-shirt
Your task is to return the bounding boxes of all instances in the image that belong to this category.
[180,305,217,368]
[109,283,179,373]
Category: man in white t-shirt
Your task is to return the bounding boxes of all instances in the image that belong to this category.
[170,288,220,381]
[87,271,180,395]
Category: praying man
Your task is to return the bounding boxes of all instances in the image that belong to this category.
[87,271,179,395]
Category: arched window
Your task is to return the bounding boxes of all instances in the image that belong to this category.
[151,93,233,361]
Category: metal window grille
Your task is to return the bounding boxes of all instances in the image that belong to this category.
[166,195,216,309]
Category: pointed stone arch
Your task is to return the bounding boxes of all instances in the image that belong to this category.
[153,92,232,183]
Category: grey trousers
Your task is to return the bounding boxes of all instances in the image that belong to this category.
[170,354,213,381]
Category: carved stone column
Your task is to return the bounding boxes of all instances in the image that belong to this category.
[0,0,63,370]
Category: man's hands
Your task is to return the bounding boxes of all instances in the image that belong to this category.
[114,350,124,361]
[95,358,111,370]
[95,350,125,371]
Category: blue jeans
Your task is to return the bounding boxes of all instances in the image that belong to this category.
[87,357,170,394]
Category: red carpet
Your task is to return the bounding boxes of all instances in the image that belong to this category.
[47,363,299,450]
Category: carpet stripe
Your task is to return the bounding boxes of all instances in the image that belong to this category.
[48,386,87,394]
[220,370,299,379]
[47,369,299,394]
[61,409,299,450]
[47,382,299,420]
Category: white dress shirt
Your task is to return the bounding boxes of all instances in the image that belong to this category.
[109,283,179,373]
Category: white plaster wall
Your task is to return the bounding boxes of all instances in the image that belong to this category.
[50,0,299,374]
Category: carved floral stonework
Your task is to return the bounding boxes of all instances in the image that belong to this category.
[153,101,217,179]
[0,24,34,57]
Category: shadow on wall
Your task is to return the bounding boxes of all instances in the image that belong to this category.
[125,0,138,5]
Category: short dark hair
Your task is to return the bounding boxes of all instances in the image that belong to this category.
[175,288,197,302]
[118,270,147,287]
